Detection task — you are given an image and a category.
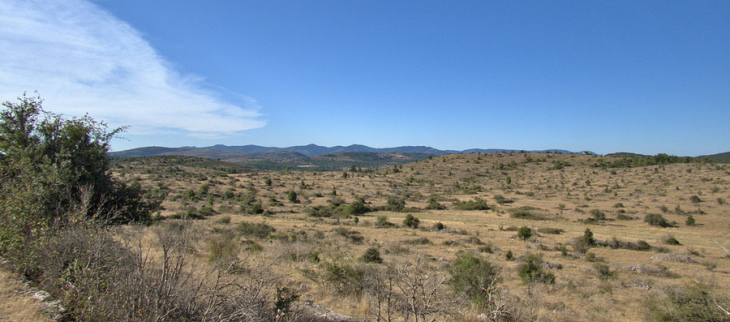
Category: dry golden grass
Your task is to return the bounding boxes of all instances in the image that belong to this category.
[0,269,51,321]
[116,152,730,320]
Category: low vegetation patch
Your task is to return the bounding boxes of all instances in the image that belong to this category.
[237,221,276,238]
[537,227,565,235]
[645,213,674,228]
[510,207,547,220]
[453,198,491,210]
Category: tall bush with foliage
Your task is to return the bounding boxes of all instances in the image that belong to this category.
[448,252,500,310]
[0,94,156,253]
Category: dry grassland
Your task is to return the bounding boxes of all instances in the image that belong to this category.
[115,152,730,321]
[0,269,51,321]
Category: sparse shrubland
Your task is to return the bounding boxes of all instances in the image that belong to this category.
[3,96,730,320]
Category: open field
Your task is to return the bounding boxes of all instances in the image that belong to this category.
[108,152,730,321]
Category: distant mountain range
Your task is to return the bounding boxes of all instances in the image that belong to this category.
[110,145,728,171]
[111,144,591,158]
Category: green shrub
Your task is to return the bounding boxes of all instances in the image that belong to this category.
[590,209,606,220]
[360,247,383,263]
[237,221,276,238]
[376,215,395,228]
[0,95,155,254]
[661,234,681,245]
[510,207,546,220]
[635,240,653,251]
[426,196,447,210]
[287,190,299,203]
[494,195,513,205]
[594,263,613,281]
[322,262,365,296]
[686,215,696,227]
[646,283,730,321]
[384,196,406,212]
[581,228,596,246]
[403,214,420,228]
[454,198,491,211]
[344,199,371,215]
[405,237,432,245]
[448,252,500,310]
[537,227,564,235]
[517,226,533,241]
[645,213,672,227]
[517,254,555,284]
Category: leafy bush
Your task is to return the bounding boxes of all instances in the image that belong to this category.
[0,95,156,254]
[237,221,276,238]
[505,250,514,261]
[646,283,730,321]
[405,237,432,245]
[518,226,533,240]
[322,262,365,296]
[493,195,513,205]
[344,198,371,215]
[287,190,299,203]
[448,252,500,310]
[360,247,383,263]
[384,196,406,212]
[510,207,546,220]
[426,196,447,210]
[573,229,595,254]
[403,214,420,228]
[582,228,596,246]
[594,263,613,281]
[686,215,696,227]
[645,213,672,227]
[517,254,555,284]
[590,209,606,220]
[453,198,491,210]
[661,234,681,245]
[537,227,564,235]
[376,215,395,228]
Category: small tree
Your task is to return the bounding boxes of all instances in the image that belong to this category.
[403,214,420,228]
[590,209,606,220]
[581,228,595,246]
[0,94,155,253]
[360,247,383,264]
[385,196,406,212]
[517,254,555,284]
[518,226,532,241]
[287,190,299,203]
[645,213,671,227]
[686,215,696,227]
[448,252,501,310]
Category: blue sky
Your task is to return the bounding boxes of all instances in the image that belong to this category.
[1,0,728,156]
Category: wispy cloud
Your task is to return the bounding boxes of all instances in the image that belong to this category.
[0,0,266,137]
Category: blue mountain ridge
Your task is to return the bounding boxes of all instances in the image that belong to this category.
[111,144,593,158]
